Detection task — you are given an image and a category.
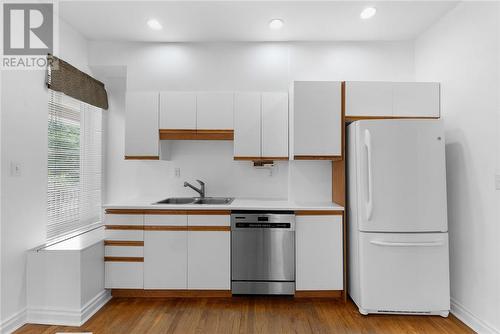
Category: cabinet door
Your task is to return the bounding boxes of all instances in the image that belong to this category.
[296,215,343,290]
[125,92,159,157]
[144,214,188,289]
[197,92,234,130]
[262,92,288,158]
[144,231,187,289]
[234,92,261,157]
[159,92,196,129]
[105,262,143,289]
[187,231,230,289]
[293,82,341,156]
[345,82,393,117]
[392,83,440,117]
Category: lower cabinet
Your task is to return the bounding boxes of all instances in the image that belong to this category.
[188,231,230,289]
[144,230,188,289]
[105,262,144,289]
[144,212,231,290]
[296,214,343,291]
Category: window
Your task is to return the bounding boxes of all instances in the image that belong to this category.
[47,89,102,241]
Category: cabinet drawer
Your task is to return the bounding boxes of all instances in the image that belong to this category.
[105,262,143,289]
[104,214,143,226]
[145,214,187,226]
[105,245,144,257]
[187,215,230,227]
[105,229,144,241]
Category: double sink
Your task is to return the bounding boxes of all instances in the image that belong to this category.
[154,197,234,205]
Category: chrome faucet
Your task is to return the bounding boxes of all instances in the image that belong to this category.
[184,180,205,198]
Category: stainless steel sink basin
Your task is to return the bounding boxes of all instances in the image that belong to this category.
[154,197,196,204]
[193,197,234,205]
[153,197,234,205]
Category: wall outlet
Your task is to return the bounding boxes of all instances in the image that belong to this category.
[174,167,181,178]
[496,174,500,190]
[10,161,21,177]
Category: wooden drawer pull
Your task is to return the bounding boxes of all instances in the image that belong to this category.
[104,256,144,262]
[105,225,144,230]
[104,240,144,246]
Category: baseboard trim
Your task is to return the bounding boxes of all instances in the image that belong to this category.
[27,290,111,327]
[451,298,500,334]
[0,308,27,334]
[295,290,343,298]
[111,289,232,298]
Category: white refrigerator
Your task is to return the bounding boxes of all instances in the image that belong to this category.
[347,119,450,317]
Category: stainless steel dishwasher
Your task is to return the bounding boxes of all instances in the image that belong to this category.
[231,211,295,295]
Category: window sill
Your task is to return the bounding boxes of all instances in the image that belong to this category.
[40,227,104,252]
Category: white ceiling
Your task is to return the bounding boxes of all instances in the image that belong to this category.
[60,1,458,42]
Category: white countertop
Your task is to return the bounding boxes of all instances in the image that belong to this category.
[103,198,344,211]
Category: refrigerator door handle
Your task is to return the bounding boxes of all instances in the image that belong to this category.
[370,240,445,247]
[364,129,373,221]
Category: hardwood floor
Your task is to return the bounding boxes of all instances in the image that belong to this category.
[15,297,473,334]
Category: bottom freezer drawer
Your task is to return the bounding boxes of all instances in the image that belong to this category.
[359,232,450,313]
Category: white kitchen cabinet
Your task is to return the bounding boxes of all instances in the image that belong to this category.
[392,82,440,117]
[196,92,234,130]
[105,262,143,289]
[345,82,393,117]
[144,230,187,289]
[125,92,159,158]
[234,92,261,157]
[144,214,188,289]
[262,92,289,158]
[296,215,343,291]
[159,91,197,129]
[293,81,342,158]
[187,231,230,289]
[345,82,440,118]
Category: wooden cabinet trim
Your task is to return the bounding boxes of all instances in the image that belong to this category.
[104,240,144,246]
[144,226,188,231]
[105,256,144,262]
[124,156,159,160]
[234,156,289,161]
[159,129,234,140]
[294,155,342,161]
[105,209,145,215]
[295,210,344,216]
[187,226,230,232]
[105,225,144,230]
[111,289,231,298]
[295,290,343,298]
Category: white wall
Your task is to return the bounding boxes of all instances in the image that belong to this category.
[0,19,93,332]
[89,41,415,203]
[415,3,500,333]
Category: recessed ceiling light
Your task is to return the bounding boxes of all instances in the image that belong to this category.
[147,19,162,30]
[360,7,377,19]
[269,19,284,30]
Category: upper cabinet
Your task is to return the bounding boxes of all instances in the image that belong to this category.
[262,92,289,158]
[234,92,261,158]
[125,92,159,160]
[233,92,289,160]
[159,91,234,140]
[196,92,234,130]
[159,92,197,130]
[292,81,342,160]
[345,82,440,118]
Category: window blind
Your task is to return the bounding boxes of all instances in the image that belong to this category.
[47,89,103,241]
